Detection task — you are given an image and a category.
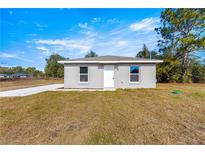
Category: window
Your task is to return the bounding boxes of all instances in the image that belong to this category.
[130,65,139,82]
[80,66,88,82]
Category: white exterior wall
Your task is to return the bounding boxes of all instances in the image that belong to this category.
[64,64,104,89]
[114,64,156,88]
[64,63,157,89]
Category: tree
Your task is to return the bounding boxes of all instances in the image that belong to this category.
[25,67,44,78]
[150,51,161,59]
[25,67,36,77]
[136,44,150,58]
[0,66,9,74]
[33,70,44,78]
[85,50,98,58]
[157,57,181,82]
[190,59,205,83]
[44,54,66,78]
[12,66,24,73]
[155,8,205,82]
[136,44,160,59]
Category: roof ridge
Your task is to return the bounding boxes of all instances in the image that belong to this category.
[58,55,163,64]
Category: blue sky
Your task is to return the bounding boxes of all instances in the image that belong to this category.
[1,8,166,70]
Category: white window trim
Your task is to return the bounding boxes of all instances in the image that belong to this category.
[79,66,89,83]
[129,65,140,84]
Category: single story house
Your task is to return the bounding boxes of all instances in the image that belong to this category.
[58,55,163,90]
[12,73,30,78]
[0,74,11,79]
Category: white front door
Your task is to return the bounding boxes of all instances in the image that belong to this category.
[104,65,115,89]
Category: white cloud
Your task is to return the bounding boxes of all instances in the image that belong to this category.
[116,40,128,47]
[129,17,160,32]
[34,22,48,28]
[35,38,93,54]
[91,17,101,23]
[53,45,64,51]
[34,22,48,30]
[32,26,158,58]
[36,46,51,56]
[36,46,49,51]
[28,17,159,59]
[81,30,98,38]
[0,64,15,67]
[36,45,64,56]
[109,28,127,36]
[78,23,93,31]
[107,18,120,24]
[78,23,89,29]
[31,23,98,57]
[0,53,16,58]
[0,52,33,62]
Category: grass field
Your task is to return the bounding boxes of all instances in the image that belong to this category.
[0,84,205,144]
[0,79,63,91]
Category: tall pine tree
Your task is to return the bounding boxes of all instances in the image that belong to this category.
[155,9,205,82]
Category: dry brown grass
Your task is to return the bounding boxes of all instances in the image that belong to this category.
[0,79,63,91]
[0,83,205,144]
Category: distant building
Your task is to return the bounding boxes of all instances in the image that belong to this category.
[0,74,12,79]
[0,74,7,78]
[11,73,30,78]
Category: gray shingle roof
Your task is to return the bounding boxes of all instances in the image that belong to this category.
[12,73,29,76]
[68,55,159,61]
[58,55,163,64]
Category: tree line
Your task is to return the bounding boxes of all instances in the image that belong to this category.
[0,54,66,78]
[155,8,205,82]
[0,66,44,78]
[136,44,205,83]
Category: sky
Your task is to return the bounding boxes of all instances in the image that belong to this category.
[1,8,165,70]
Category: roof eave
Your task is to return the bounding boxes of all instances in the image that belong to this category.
[58,60,163,64]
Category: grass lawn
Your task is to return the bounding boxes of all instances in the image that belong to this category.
[0,79,63,91]
[0,84,205,144]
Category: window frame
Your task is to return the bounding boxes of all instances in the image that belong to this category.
[79,66,89,83]
[129,65,140,83]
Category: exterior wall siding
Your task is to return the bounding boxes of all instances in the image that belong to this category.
[64,63,156,89]
[64,64,104,89]
[114,64,156,88]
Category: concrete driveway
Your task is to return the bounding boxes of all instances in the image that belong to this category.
[0,84,63,97]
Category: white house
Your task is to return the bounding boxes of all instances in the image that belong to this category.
[58,55,163,90]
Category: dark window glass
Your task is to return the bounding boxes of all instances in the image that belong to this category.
[80,67,88,82]
[130,75,139,82]
[130,65,139,82]
[130,66,139,73]
[80,67,88,74]
[80,75,88,82]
